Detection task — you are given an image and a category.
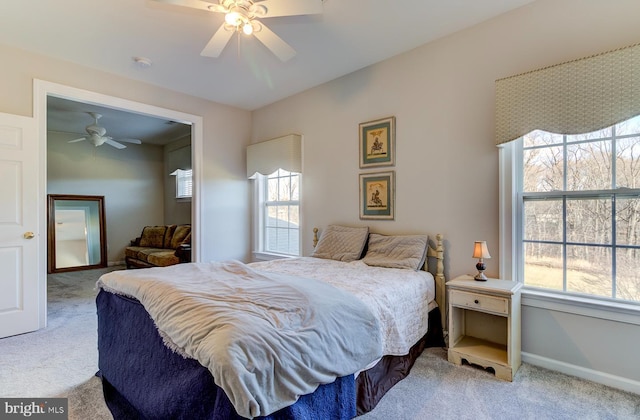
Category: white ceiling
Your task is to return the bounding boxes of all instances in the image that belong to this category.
[0,0,534,112]
[47,96,191,146]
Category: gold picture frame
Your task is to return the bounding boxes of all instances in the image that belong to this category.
[359,116,395,168]
[359,171,395,220]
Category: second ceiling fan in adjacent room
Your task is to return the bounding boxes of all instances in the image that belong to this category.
[68,112,142,149]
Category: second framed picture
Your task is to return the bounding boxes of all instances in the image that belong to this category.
[359,171,395,220]
[359,116,395,168]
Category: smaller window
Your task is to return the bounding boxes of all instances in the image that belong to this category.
[255,169,300,256]
[170,169,193,199]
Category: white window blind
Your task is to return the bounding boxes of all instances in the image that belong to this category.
[170,169,192,198]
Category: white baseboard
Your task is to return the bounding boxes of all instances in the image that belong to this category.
[522,352,640,395]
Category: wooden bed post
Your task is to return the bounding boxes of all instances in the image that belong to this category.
[427,234,446,330]
[313,227,319,248]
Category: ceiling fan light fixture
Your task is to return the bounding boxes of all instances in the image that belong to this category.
[242,22,253,35]
[223,23,237,32]
[250,20,262,33]
[225,5,249,27]
[87,124,107,137]
[224,10,241,25]
[89,133,106,147]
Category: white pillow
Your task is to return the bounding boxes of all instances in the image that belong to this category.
[311,225,369,262]
[362,233,429,270]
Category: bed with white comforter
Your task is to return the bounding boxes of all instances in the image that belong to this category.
[95,228,445,419]
[251,257,436,356]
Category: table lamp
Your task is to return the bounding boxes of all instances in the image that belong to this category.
[472,241,491,281]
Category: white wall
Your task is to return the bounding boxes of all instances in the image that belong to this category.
[47,131,165,264]
[0,41,252,265]
[250,0,640,391]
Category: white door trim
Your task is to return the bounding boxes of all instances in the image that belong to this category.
[34,79,204,327]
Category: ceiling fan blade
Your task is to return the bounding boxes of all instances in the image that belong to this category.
[68,137,87,143]
[253,23,296,62]
[104,139,127,149]
[116,138,143,145]
[151,0,218,12]
[256,0,323,18]
[201,24,234,57]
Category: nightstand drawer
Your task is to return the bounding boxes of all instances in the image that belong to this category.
[449,290,509,315]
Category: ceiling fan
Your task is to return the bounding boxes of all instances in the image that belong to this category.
[68,112,142,149]
[153,0,323,61]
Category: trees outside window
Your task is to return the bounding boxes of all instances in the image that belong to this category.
[520,115,640,303]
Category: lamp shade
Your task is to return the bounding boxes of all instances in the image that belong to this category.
[472,241,491,259]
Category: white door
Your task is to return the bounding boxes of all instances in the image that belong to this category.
[0,112,40,338]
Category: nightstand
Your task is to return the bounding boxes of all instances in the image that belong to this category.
[447,275,522,381]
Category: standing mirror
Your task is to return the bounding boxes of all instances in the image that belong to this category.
[48,194,107,273]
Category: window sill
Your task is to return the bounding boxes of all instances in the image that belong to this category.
[522,287,640,326]
[252,252,297,262]
[176,197,191,203]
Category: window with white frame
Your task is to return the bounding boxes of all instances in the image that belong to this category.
[255,168,300,256]
[170,169,192,199]
[514,115,640,303]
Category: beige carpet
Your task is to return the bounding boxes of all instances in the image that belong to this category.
[1,266,638,419]
[0,266,121,419]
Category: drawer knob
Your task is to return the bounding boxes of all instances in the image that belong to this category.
[474,299,479,304]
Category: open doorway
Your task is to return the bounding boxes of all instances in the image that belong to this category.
[46,95,192,270]
[35,80,203,329]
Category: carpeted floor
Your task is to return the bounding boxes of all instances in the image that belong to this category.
[0,266,121,419]
[359,348,640,420]
[0,266,638,419]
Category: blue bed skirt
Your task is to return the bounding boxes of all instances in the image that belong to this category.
[96,290,356,419]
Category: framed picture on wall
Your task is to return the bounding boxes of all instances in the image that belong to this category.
[359,171,395,220]
[359,116,395,168]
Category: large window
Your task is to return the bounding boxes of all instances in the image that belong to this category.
[517,115,640,303]
[255,169,300,256]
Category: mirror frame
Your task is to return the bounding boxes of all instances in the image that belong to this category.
[47,194,108,274]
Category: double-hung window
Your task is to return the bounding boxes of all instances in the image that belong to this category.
[247,134,302,259]
[170,169,192,199]
[513,115,640,303]
[255,168,300,257]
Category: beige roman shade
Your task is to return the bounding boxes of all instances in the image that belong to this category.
[246,134,302,178]
[495,42,640,145]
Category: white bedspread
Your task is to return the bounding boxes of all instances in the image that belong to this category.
[250,257,435,356]
[97,260,382,418]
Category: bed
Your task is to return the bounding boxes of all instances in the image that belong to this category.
[96,226,446,419]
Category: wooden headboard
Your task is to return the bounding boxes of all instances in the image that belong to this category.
[312,228,446,328]
[426,234,446,320]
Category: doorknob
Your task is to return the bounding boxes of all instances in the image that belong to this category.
[23,231,35,239]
